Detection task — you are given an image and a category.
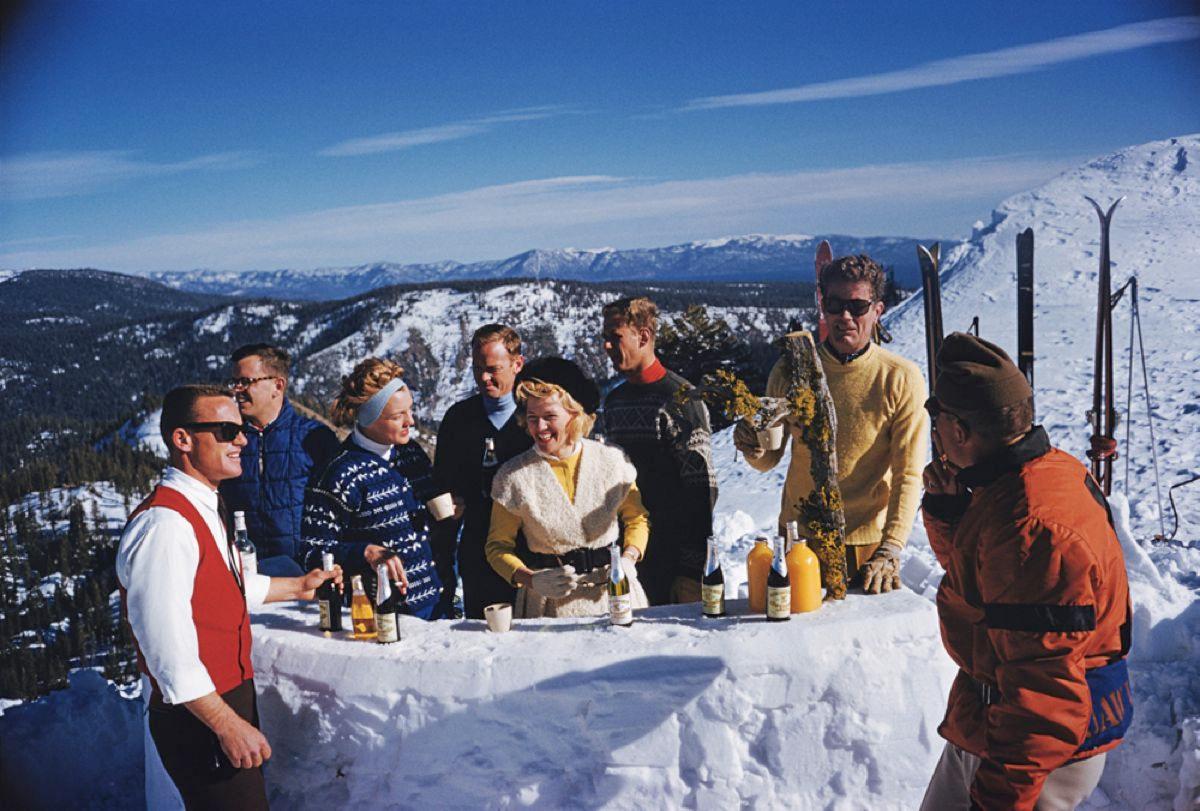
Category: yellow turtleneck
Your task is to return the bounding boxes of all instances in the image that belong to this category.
[749,341,928,548]
[486,445,650,583]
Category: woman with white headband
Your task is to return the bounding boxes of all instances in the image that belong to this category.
[299,358,451,619]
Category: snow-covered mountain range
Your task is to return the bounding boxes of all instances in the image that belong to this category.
[142,233,942,300]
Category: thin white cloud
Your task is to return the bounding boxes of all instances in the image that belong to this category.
[0,154,1076,271]
[320,105,572,157]
[0,150,259,201]
[686,16,1200,110]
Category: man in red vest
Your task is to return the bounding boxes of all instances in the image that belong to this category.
[118,384,341,809]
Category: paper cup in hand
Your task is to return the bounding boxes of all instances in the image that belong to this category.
[757,423,785,451]
[484,603,513,633]
[427,492,455,522]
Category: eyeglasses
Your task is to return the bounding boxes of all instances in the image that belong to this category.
[182,421,246,442]
[225,376,278,391]
[823,297,875,317]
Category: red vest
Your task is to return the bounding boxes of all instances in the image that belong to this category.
[120,485,254,700]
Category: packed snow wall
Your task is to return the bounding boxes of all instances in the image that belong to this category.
[240,591,956,809]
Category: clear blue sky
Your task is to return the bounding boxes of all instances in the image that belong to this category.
[1,1,1197,271]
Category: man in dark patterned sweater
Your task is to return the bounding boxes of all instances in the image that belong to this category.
[600,296,718,605]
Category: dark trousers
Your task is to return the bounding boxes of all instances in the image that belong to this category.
[148,679,269,810]
[461,562,516,619]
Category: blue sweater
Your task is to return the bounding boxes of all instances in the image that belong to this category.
[219,399,339,563]
[300,437,446,620]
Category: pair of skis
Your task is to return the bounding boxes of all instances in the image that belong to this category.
[919,233,1036,393]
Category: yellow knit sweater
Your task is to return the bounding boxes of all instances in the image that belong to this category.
[486,445,650,584]
[749,341,928,547]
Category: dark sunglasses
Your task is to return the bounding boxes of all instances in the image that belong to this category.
[183,421,246,442]
[225,376,278,391]
[822,297,874,317]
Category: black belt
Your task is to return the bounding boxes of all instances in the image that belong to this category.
[964,672,998,706]
[527,546,610,574]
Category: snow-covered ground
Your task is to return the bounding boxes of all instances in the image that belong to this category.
[2,134,1199,809]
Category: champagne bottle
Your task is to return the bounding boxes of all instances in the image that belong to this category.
[766,537,791,622]
[232,511,256,578]
[480,437,499,498]
[608,542,633,627]
[316,552,343,635]
[350,575,377,640]
[701,535,725,618]
[374,563,401,644]
[746,538,772,613]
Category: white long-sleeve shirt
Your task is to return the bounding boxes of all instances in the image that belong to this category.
[117,467,271,705]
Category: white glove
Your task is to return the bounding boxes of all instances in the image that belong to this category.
[528,565,580,599]
[861,542,902,594]
[732,419,765,459]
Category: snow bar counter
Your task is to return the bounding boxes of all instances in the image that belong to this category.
[247,591,955,809]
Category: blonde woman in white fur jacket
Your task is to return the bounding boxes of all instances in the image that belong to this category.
[485,373,650,619]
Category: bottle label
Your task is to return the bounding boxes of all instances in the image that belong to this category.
[609,593,633,626]
[767,586,791,619]
[241,551,256,578]
[377,612,399,643]
[702,584,725,616]
[318,600,331,631]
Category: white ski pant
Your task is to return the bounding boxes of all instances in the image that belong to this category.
[919,742,1106,811]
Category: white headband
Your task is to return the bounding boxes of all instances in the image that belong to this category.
[356,378,406,428]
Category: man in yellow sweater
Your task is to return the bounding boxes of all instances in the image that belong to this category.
[735,254,928,593]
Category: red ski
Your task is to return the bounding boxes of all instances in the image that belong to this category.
[815,240,833,342]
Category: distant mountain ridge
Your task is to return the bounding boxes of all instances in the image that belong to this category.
[140,233,944,300]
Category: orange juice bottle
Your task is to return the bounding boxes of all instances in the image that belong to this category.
[746,538,773,613]
[785,520,822,613]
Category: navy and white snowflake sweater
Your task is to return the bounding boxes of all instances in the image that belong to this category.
[300,435,447,620]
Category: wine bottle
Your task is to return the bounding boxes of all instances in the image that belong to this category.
[608,542,633,627]
[316,552,343,635]
[374,563,400,644]
[701,535,725,618]
[480,437,499,498]
[232,511,256,578]
[349,575,377,640]
[766,537,791,622]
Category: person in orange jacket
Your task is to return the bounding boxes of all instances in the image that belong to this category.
[919,333,1132,811]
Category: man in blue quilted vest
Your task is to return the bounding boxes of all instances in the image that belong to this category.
[219,344,340,576]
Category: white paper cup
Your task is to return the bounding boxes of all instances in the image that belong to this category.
[484,603,513,633]
[757,423,785,451]
[427,492,455,522]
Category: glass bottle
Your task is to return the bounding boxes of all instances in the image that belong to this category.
[746,538,773,614]
[785,521,822,614]
[316,552,343,635]
[608,542,633,627]
[766,537,791,622]
[480,437,499,498]
[374,564,400,644]
[350,575,377,640]
[233,511,256,578]
[701,535,726,618]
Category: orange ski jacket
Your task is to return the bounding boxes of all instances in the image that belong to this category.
[922,427,1132,811]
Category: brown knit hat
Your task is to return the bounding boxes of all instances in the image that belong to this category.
[934,332,1033,413]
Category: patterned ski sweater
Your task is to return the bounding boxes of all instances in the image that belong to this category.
[300,437,446,620]
[600,366,717,582]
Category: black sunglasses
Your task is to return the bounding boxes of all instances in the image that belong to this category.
[822,296,874,317]
[183,421,246,442]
